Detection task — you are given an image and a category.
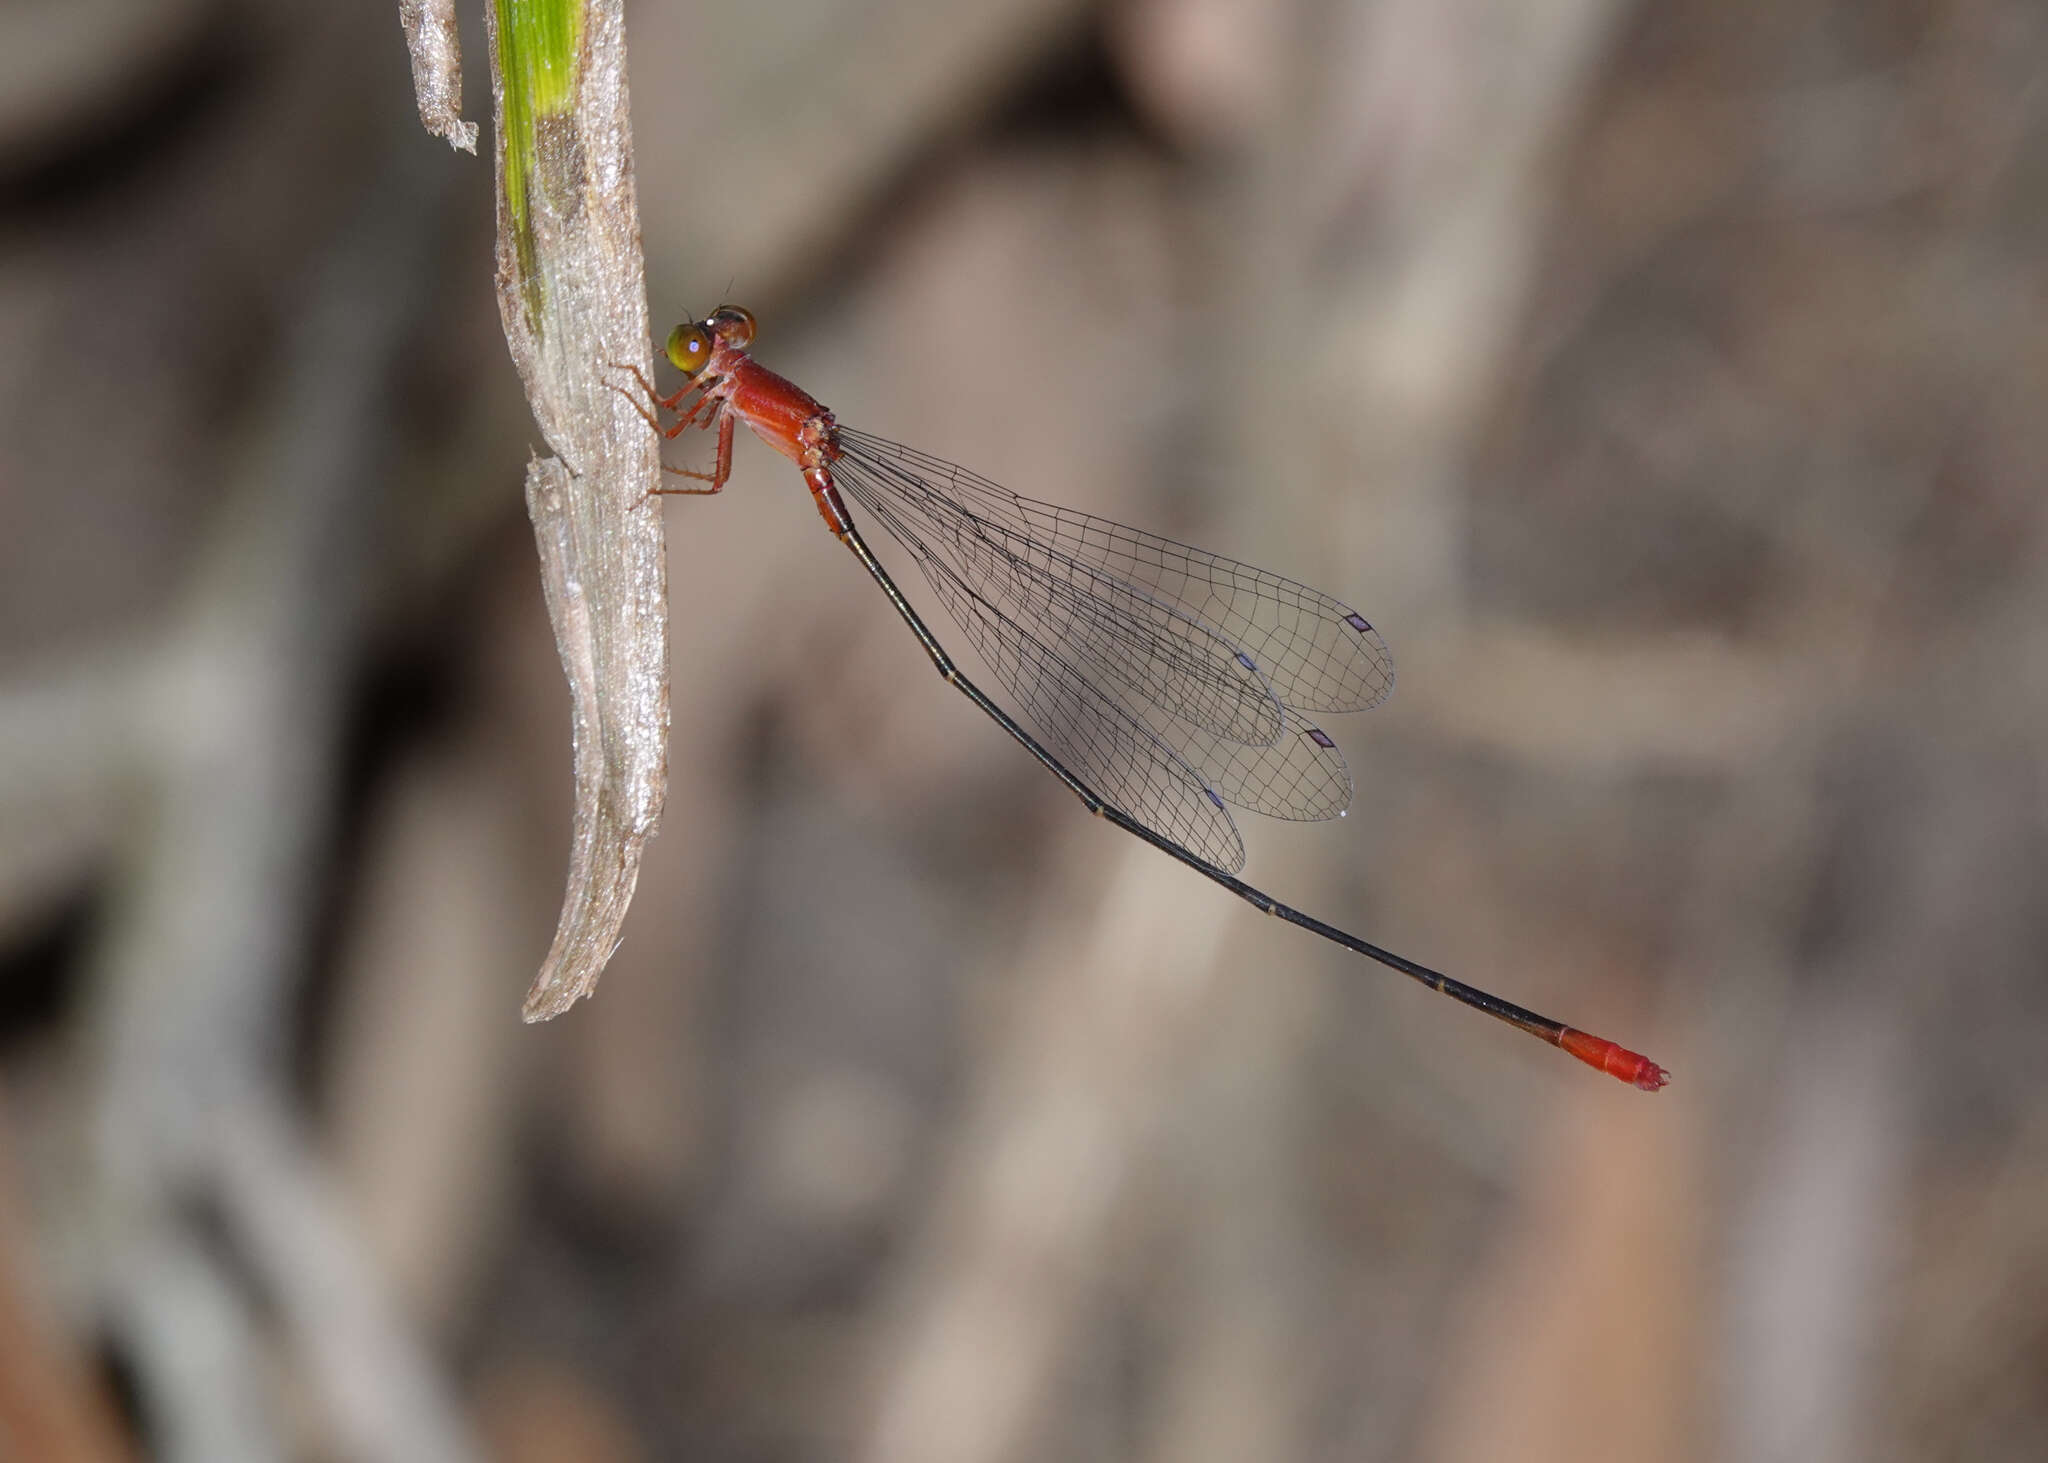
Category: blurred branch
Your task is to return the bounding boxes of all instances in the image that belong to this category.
[73,137,482,1463]
[858,850,1234,1463]
[0,649,144,941]
[460,0,668,1020]
[0,1110,132,1463]
[209,1099,482,1463]
[103,1231,280,1463]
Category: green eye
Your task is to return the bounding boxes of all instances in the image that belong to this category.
[666,324,712,375]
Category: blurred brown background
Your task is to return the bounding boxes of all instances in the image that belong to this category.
[2,0,2045,1460]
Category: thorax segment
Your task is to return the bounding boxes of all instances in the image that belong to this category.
[723,358,835,467]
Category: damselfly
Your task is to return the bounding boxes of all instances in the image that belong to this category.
[611,306,1668,1091]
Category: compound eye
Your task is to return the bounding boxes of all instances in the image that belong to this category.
[711,305,756,347]
[666,323,712,376]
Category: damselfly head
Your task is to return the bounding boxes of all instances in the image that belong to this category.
[666,322,713,376]
[707,305,757,348]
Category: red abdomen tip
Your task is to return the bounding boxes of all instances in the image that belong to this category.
[1560,1028,1670,1091]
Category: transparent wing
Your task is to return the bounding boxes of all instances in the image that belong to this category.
[831,432,1388,860]
[839,431,1285,750]
[840,429,1395,716]
[837,448,1247,869]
